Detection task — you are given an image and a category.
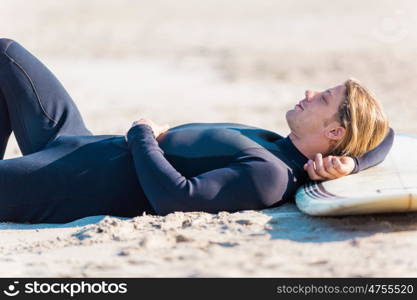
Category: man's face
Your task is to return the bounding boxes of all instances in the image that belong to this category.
[286,84,347,138]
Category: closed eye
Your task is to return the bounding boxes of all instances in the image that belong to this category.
[321,95,328,105]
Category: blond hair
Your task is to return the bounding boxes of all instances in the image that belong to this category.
[331,79,389,157]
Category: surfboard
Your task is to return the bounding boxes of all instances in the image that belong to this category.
[295,134,417,216]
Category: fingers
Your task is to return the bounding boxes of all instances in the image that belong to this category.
[129,118,170,140]
[160,124,170,133]
[303,153,350,181]
[304,158,326,181]
[323,156,340,177]
[331,157,345,173]
[132,118,154,127]
[313,153,333,179]
[339,156,355,175]
[305,154,354,181]
[154,124,170,138]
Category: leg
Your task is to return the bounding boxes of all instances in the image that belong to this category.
[0,38,92,156]
[0,136,150,223]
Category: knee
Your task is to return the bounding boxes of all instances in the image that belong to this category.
[0,38,15,53]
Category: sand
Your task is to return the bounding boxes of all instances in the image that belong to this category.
[0,0,417,277]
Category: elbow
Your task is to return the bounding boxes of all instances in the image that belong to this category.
[153,207,173,216]
[146,191,189,216]
[148,198,177,216]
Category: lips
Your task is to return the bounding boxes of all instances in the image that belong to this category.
[296,103,304,110]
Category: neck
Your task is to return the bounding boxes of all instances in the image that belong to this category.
[288,132,329,160]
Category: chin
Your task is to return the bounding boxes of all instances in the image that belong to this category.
[285,109,295,122]
[285,110,294,128]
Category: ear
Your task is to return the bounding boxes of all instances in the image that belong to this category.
[326,125,345,141]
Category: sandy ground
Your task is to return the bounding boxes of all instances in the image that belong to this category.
[0,0,417,277]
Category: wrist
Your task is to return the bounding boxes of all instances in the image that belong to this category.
[349,156,359,174]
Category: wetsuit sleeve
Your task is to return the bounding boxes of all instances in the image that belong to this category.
[126,124,283,215]
[351,127,394,174]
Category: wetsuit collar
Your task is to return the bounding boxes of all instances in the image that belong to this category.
[278,136,309,168]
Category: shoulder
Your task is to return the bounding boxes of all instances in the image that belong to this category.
[234,147,288,171]
[234,148,290,205]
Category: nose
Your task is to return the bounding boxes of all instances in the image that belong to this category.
[305,90,317,102]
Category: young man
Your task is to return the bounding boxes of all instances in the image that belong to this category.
[126,81,392,216]
[0,39,393,223]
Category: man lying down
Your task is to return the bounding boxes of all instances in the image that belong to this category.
[0,39,393,223]
[126,79,393,215]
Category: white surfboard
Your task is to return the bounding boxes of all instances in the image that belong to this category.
[295,134,417,216]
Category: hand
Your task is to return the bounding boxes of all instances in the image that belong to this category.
[125,118,170,141]
[303,153,355,181]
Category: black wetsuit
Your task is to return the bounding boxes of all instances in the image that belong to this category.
[0,39,394,223]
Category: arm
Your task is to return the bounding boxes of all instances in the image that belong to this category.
[304,127,395,180]
[351,127,394,173]
[126,124,280,215]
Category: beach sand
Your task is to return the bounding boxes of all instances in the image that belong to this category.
[0,0,416,277]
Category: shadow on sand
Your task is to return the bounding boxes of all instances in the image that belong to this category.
[262,203,417,243]
[2,203,417,241]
